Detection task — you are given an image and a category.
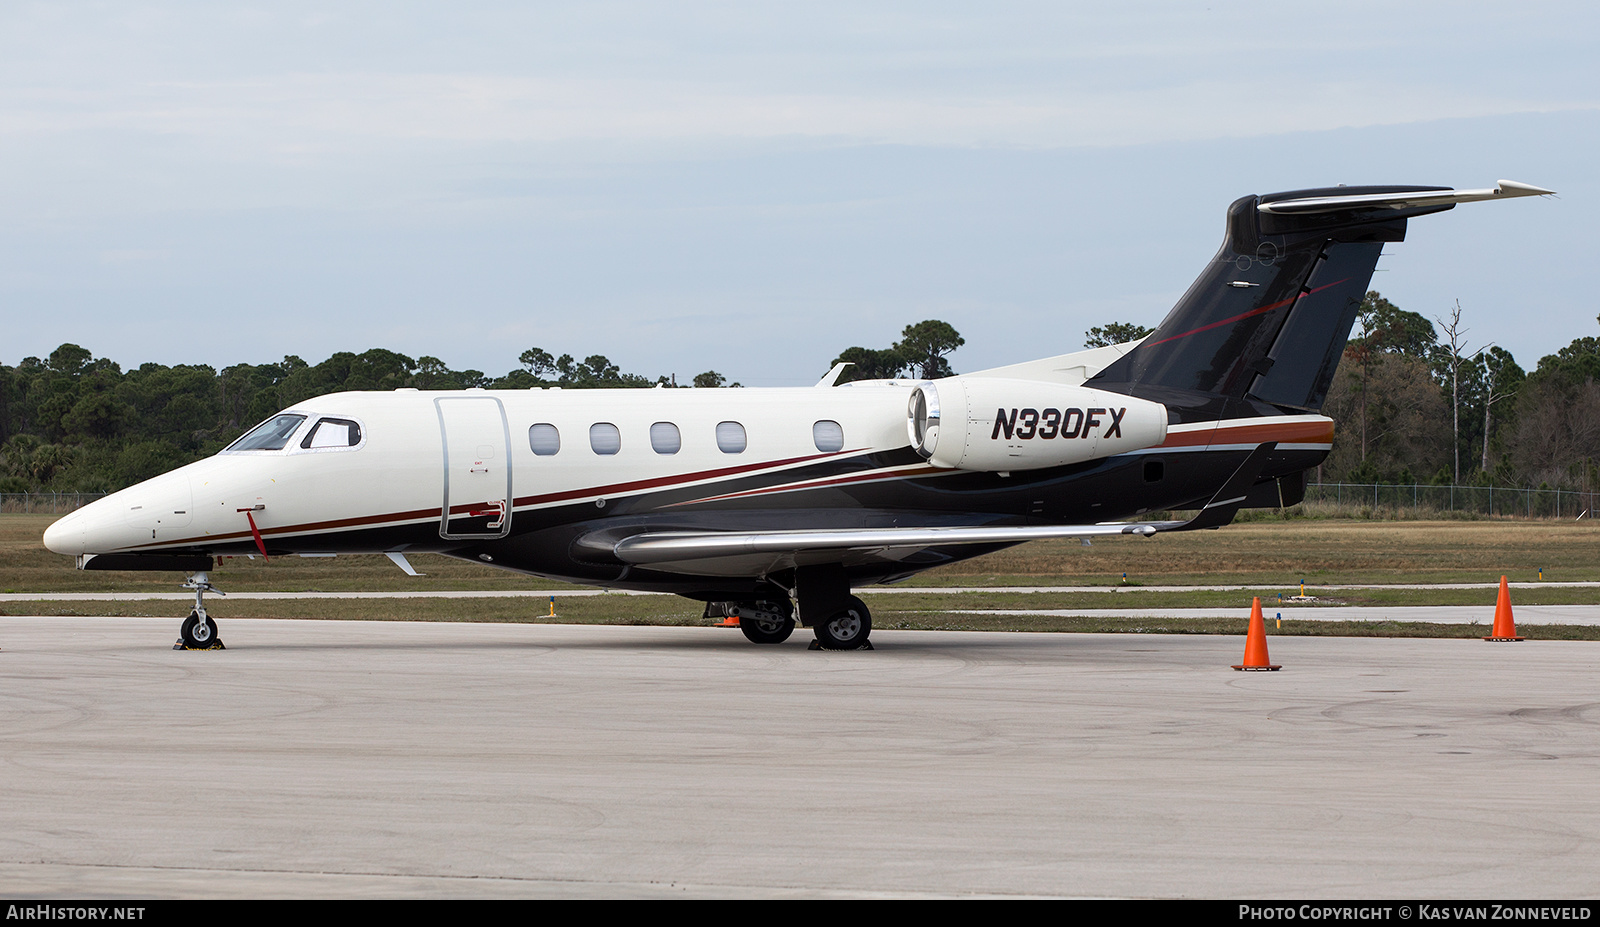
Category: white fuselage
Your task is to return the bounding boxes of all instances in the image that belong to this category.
[44,383,923,558]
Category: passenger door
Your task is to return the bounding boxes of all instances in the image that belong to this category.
[436,396,513,540]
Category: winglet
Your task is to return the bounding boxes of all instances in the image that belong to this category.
[1157,442,1278,533]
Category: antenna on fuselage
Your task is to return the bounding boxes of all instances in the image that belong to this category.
[816,363,853,388]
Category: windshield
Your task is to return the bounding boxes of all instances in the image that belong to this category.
[225,414,307,452]
[300,417,363,449]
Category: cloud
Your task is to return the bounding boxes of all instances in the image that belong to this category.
[4,72,1595,159]
[1,3,1594,381]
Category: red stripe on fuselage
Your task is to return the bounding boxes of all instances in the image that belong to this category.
[131,451,859,550]
[1158,419,1334,449]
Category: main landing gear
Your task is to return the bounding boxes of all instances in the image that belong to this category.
[175,572,225,651]
[707,598,798,643]
[711,569,875,650]
[809,595,873,651]
[734,599,797,645]
[796,563,873,651]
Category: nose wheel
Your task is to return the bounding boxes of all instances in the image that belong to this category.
[175,572,226,651]
[180,611,220,648]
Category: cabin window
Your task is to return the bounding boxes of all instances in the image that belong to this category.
[589,423,621,455]
[225,414,307,452]
[715,421,746,454]
[300,417,363,450]
[650,422,681,455]
[1144,459,1165,483]
[529,423,561,456]
[813,420,844,453]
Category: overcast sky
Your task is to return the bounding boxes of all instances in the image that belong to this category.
[2,2,1594,386]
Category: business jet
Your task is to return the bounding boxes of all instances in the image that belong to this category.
[43,180,1552,650]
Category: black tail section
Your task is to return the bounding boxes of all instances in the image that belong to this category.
[1086,185,1456,423]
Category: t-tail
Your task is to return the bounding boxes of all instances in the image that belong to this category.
[1085,180,1552,424]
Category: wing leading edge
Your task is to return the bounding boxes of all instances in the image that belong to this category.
[604,443,1278,568]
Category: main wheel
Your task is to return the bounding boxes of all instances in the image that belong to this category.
[813,595,871,650]
[180,611,219,649]
[738,599,796,644]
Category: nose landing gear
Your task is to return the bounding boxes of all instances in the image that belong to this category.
[174,572,226,651]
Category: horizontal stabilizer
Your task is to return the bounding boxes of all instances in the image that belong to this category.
[1257,180,1553,215]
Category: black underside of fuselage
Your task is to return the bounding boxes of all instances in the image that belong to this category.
[182,442,1325,598]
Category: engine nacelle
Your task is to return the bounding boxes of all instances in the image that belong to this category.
[907,377,1168,471]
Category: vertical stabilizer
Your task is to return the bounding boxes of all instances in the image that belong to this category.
[1085,184,1520,423]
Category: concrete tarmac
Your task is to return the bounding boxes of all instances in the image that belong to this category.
[2,616,1598,899]
[966,605,1600,625]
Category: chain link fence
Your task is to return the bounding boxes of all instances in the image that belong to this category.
[1305,483,1598,520]
[0,492,110,514]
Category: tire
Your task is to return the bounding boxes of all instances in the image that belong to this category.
[813,595,871,650]
[180,612,219,649]
[738,599,795,645]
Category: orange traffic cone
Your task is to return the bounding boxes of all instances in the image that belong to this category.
[1233,597,1281,671]
[1484,575,1524,641]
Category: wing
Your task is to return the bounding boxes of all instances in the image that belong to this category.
[586,444,1277,578]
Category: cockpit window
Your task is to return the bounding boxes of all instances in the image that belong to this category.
[300,418,363,450]
[225,414,307,452]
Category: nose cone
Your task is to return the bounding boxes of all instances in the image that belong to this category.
[42,470,195,557]
[43,509,86,556]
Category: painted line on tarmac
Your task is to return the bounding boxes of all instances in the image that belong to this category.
[944,605,1600,625]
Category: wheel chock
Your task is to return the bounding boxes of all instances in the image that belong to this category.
[809,639,875,651]
[173,639,226,651]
